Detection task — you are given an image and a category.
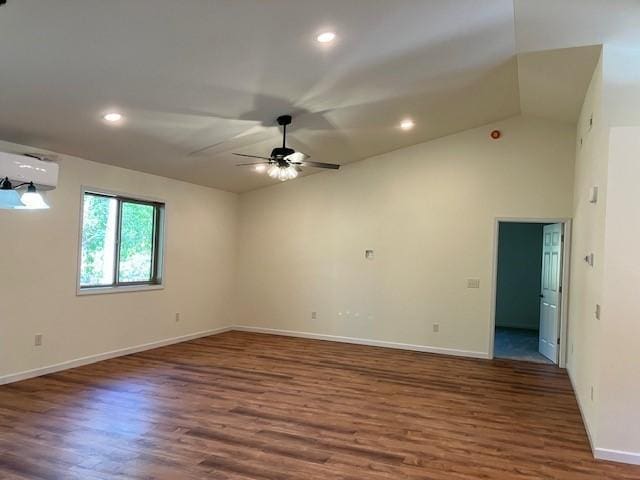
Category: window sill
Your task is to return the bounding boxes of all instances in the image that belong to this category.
[76,284,164,296]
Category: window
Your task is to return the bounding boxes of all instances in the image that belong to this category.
[79,190,164,292]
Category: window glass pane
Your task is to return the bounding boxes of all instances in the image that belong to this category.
[80,194,118,286]
[118,201,155,283]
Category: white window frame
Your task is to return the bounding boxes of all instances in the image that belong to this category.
[76,186,166,296]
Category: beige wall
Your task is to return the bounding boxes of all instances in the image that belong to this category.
[235,115,575,356]
[568,47,640,461]
[599,127,640,455]
[566,54,606,443]
[0,141,238,381]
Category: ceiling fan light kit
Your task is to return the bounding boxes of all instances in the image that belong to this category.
[234,114,340,182]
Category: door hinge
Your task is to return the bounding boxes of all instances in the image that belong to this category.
[557,338,561,345]
[559,286,562,293]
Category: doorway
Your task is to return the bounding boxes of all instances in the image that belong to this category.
[490,220,570,366]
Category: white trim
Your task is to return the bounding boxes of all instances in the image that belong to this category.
[567,369,640,465]
[594,448,640,465]
[233,325,490,359]
[0,326,232,385]
[567,367,596,453]
[488,217,572,368]
[77,284,164,296]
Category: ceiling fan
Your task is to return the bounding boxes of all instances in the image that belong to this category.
[234,115,340,181]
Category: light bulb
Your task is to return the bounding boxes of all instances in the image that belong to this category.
[316,32,336,43]
[0,189,24,209]
[255,164,267,173]
[17,183,49,209]
[268,165,299,181]
[286,166,298,180]
[400,119,415,130]
[103,112,123,123]
[268,165,280,179]
[0,177,25,209]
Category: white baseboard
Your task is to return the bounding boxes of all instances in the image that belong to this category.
[594,448,640,465]
[0,326,233,385]
[233,325,490,359]
[567,367,596,453]
[567,368,640,465]
[0,325,488,386]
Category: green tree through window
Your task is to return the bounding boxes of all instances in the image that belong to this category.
[80,192,164,289]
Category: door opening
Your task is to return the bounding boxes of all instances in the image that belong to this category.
[490,219,570,366]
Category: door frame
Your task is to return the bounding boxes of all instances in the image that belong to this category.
[488,217,572,368]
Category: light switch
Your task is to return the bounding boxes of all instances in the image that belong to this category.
[595,304,601,320]
[365,250,374,260]
[585,253,594,266]
[467,278,480,289]
[589,186,598,204]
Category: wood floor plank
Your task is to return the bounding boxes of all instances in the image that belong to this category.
[0,331,638,479]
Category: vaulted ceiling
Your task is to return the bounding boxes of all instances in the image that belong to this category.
[0,1,635,192]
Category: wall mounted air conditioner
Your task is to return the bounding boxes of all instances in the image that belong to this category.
[0,151,59,190]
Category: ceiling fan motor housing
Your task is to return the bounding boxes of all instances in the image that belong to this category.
[271,147,295,158]
[277,115,292,126]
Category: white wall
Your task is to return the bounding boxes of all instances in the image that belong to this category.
[599,127,640,456]
[568,46,640,463]
[0,141,238,381]
[235,115,575,356]
[596,45,640,460]
[566,54,606,443]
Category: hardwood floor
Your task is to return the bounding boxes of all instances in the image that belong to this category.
[1,331,638,479]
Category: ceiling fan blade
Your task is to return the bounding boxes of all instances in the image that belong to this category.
[236,162,271,166]
[232,153,272,161]
[284,151,309,162]
[298,161,340,170]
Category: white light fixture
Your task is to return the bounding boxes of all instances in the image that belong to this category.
[316,31,336,43]
[16,182,49,210]
[268,164,298,182]
[103,112,123,123]
[255,164,267,173]
[400,119,415,131]
[0,177,25,209]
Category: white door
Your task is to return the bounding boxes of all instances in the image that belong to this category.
[539,223,563,363]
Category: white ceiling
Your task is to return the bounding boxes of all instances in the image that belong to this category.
[0,1,631,193]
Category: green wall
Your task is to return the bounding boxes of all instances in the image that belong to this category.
[495,222,544,330]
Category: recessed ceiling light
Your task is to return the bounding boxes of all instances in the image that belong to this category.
[255,164,267,172]
[103,112,123,123]
[400,119,415,131]
[316,31,336,43]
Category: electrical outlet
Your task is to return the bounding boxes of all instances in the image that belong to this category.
[34,334,43,346]
[175,312,180,322]
[433,323,439,333]
[311,311,317,320]
[365,250,374,260]
[466,278,480,289]
[595,304,601,320]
